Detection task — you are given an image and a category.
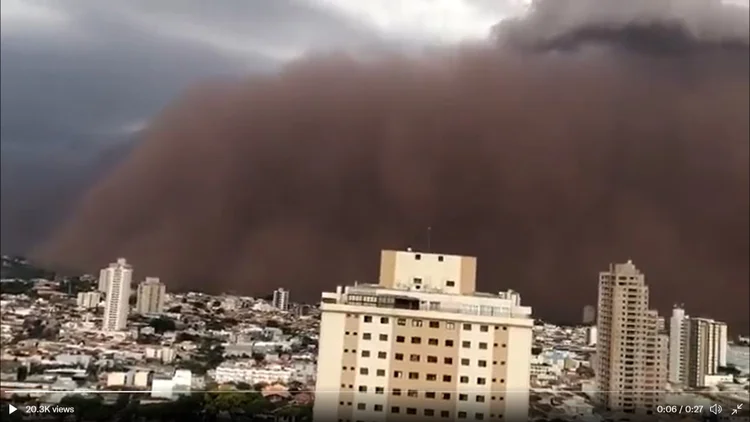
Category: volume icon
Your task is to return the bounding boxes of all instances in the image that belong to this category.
[709,404,722,415]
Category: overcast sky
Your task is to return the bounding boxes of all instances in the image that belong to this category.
[0,0,532,152]
[0,0,532,252]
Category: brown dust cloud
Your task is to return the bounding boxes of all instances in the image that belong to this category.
[35,1,750,331]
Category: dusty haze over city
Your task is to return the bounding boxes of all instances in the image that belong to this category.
[2,1,749,332]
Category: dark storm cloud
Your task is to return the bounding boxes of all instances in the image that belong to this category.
[35,1,750,331]
[1,0,398,253]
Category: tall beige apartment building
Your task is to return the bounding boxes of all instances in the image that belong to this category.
[313,249,534,422]
[102,258,133,332]
[136,277,166,315]
[595,260,667,415]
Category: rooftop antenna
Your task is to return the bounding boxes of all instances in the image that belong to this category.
[427,226,432,252]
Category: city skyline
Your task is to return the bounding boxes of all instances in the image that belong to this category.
[69,253,750,337]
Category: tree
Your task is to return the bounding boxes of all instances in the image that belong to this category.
[16,365,28,382]
[252,353,266,365]
[236,382,251,391]
[148,316,176,333]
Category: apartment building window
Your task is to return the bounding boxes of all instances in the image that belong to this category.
[463,323,472,331]
[428,338,439,345]
[391,407,400,413]
[425,392,436,399]
[393,371,403,378]
[459,394,469,401]
[359,368,368,375]
[445,340,454,347]
[412,319,423,327]
[461,358,470,366]
[479,342,488,350]
[410,354,420,362]
[380,317,389,324]
[462,341,471,348]
[392,389,401,396]
[501,343,507,348]
[460,376,469,384]
[478,360,487,367]
[446,281,455,287]
[395,353,404,360]
[442,393,451,400]
[441,411,450,418]
[500,361,506,365]
[364,316,372,323]
[444,357,453,364]
[475,413,485,420]
[408,372,419,380]
[411,337,421,344]
[443,375,452,382]
[446,322,455,329]
[426,374,437,381]
[374,405,383,412]
[396,336,405,343]
[425,409,435,417]
[358,386,367,392]
[406,408,417,415]
[397,318,406,326]
[407,390,418,397]
[429,321,440,328]
[361,350,370,357]
[379,334,388,341]
[376,369,385,377]
[377,351,387,359]
[480,325,489,332]
[427,355,438,363]
[476,395,486,403]
[363,333,372,340]
[357,403,366,410]
[477,377,486,385]
[458,411,467,419]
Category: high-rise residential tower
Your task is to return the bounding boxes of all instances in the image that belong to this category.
[686,318,728,387]
[668,306,728,387]
[102,258,133,332]
[668,305,691,384]
[136,277,166,315]
[98,268,109,293]
[595,260,667,414]
[582,304,596,325]
[313,249,534,422]
[76,291,101,309]
[272,288,290,311]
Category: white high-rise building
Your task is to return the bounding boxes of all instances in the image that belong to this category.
[582,305,596,325]
[586,326,597,346]
[668,305,690,384]
[272,288,290,311]
[595,260,666,415]
[77,291,101,309]
[687,318,728,387]
[102,258,133,332]
[136,277,166,315]
[98,268,109,293]
[668,306,728,387]
[313,249,534,422]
